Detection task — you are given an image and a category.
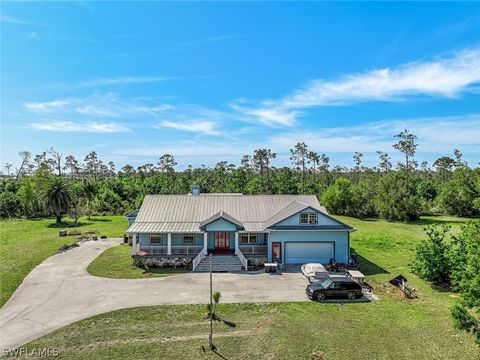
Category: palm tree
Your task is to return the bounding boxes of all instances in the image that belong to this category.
[38,176,73,224]
[81,180,97,219]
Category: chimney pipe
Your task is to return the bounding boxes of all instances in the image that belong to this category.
[192,185,200,196]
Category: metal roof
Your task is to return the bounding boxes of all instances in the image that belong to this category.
[128,194,323,233]
[128,222,201,233]
[199,210,244,230]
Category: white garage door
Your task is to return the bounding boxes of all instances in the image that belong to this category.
[285,242,334,264]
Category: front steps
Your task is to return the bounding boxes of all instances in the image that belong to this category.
[194,254,244,272]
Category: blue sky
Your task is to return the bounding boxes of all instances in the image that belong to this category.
[1,2,479,171]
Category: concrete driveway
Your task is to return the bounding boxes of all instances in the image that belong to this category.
[0,239,309,350]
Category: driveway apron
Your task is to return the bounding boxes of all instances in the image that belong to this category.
[0,239,308,350]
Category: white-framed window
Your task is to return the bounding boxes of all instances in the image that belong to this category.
[183,233,195,245]
[300,212,317,225]
[149,234,163,244]
[240,233,257,244]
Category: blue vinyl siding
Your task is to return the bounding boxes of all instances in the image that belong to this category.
[204,218,238,232]
[268,230,349,264]
[127,216,136,227]
[275,208,341,226]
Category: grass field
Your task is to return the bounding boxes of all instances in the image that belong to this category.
[87,245,189,278]
[13,215,479,359]
[0,216,127,307]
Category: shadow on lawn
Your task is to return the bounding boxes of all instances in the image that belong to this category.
[47,221,93,228]
[411,218,466,226]
[354,252,390,276]
[46,217,113,229]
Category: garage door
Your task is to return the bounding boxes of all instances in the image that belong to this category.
[285,242,334,264]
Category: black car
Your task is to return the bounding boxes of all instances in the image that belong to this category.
[306,277,362,301]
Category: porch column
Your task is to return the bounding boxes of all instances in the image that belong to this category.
[203,232,208,253]
[167,233,172,255]
[234,232,239,254]
[131,233,137,255]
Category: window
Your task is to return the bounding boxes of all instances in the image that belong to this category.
[300,212,317,224]
[240,233,257,244]
[183,234,195,245]
[149,234,163,244]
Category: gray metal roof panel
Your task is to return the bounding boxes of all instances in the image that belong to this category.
[128,222,202,233]
[135,194,322,224]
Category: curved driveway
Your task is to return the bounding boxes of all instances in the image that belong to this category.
[0,239,308,350]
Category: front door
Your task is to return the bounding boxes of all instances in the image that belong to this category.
[215,232,229,250]
[272,242,282,263]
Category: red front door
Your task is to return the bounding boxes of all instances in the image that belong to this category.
[215,232,229,250]
[272,242,282,263]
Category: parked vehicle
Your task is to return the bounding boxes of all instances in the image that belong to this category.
[301,263,328,282]
[306,277,363,301]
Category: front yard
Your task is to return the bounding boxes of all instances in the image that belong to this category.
[18,300,478,359]
[9,215,479,359]
[87,245,189,278]
[0,216,127,307]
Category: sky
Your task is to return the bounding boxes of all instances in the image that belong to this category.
[1,1,480,172]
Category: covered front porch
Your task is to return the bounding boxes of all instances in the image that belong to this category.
[129,210,269,270]
[130,231,268,257]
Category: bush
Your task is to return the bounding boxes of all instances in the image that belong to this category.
[437,169,479,217]
[376,172,420,221]
[0,191,22,218]
[321,177,356,216]
[132,257,192,269]
[451,303,480,345]
[413,220,480,345]
[411,224,451,285]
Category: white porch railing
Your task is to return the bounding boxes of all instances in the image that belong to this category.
[138,245,203,256]
[139,246,168,255]
[236,247,248,271]
[192,247,207,271]
[171,246,203,255]
[238,245,267,255]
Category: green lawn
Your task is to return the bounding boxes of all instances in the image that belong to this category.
[15,216,479,359]
[87,245,189,278]
[0,216,127,307]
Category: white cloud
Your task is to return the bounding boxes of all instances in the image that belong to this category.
[109,114,479,168]
[237,48,480,126]
[29,120,129,133]
[0,15,35,25]
[24,94,171,118]
[230,103,299,127]
[268,114,480,154]
[157,120,220,135]
[25,100,71,112]
[79,76,177,87]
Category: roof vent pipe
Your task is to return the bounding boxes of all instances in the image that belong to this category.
[192,185,200,196]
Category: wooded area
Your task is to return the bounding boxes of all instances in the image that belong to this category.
[1,130,479,221]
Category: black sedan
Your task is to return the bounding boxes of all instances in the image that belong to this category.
[306,277,363,301]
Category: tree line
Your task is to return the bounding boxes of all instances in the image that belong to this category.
[0,130,479,222]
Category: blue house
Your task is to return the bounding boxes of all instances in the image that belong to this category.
[127,187,353,271]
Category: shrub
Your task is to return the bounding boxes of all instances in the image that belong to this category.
[0,191,22,218]
[411,224,451,285]
[376,172,420,221]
